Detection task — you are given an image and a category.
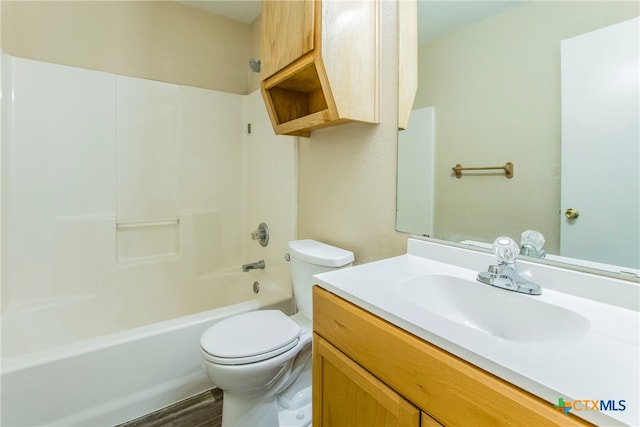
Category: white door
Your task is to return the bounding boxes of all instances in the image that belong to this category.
[396,107,435,236]
[560,17,639,270]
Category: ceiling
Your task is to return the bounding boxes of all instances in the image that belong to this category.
[176,0,528,43]
[418,0,529,45]
[177,0,261,24]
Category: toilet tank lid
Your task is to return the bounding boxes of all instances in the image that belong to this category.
[288,239,354,267]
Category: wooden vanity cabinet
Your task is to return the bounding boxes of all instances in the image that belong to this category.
[260,0,379,137]
[312,287,592,427]
[314,336,420,426]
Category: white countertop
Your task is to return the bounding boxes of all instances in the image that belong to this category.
[313,238,639,426]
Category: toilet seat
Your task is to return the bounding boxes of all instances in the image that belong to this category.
[200,310,301,365]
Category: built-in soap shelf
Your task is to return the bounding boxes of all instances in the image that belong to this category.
[116,219,180,229]
[116,218,179,264]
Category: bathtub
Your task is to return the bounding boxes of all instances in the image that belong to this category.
[0,271,293,427]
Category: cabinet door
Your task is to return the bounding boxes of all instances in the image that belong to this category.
[261,0,316,78]
[422,412,444,427]
[313,334,420,427]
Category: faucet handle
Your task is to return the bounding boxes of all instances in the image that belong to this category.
[251,222,269,247]
[520,229,545,251]
[493,236,519,265]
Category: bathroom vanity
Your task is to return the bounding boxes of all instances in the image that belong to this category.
[312,287,587,426]
[312,238,639,426]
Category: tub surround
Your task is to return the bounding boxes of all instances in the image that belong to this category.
[1,53,295,348]
[2,53,246,311]
[313,237,639,426]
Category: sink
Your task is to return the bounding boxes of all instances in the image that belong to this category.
[396,274,590,343]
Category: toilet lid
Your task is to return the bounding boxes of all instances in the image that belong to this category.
[200,310,301,364]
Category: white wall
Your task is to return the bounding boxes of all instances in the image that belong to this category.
[1,1,254,95]
[297,0,408,264]
[1,53,295,312]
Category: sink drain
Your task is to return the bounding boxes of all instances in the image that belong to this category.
[253,281,260,294]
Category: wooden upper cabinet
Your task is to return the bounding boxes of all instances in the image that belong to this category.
[398,0,417,130]
[260,0,380,137]
[261,1,315,79]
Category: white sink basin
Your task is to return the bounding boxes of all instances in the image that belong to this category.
[396,274,590,343]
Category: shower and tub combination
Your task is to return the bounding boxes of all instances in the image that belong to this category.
[1,53,297,426]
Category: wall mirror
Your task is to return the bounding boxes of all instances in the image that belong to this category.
[397,0,639,277]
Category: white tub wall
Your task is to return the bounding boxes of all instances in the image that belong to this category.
[1,54,295,322]
[243,90,297,298]
[0,48,7,314]
[2,54,117,305]
[179,86,247,275]
[116,76,180,226]
[2,50,9,313]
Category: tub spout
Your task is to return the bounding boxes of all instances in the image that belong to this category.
[242,260,265,272]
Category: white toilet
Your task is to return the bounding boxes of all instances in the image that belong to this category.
[200,239,354,427]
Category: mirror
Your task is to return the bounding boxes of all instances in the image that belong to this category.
[397,1,640,276]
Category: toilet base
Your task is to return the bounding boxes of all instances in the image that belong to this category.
[220,387,312,427]
[220,389,312,427]
[222,391,280,427]
[221,364,312,427]
[277,385,312,427]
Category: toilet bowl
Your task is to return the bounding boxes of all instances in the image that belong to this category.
[200,240,354,427]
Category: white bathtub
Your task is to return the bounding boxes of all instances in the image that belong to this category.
[0,271,292,426]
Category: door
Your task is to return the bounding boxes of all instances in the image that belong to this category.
[396,107,435,236]
[560,17,639,269]
[313,335,420,427]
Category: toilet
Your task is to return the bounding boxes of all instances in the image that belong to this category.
[200,239,354,427]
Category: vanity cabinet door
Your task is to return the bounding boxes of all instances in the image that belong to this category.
[313,334,420,427]
[422,412,444,427]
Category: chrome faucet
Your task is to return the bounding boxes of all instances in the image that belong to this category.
[242,260,265,272]
[477,237,542,295]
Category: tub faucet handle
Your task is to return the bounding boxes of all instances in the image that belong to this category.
[251,223,269,247]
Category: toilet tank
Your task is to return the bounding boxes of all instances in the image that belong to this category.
[288,240,354,320]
